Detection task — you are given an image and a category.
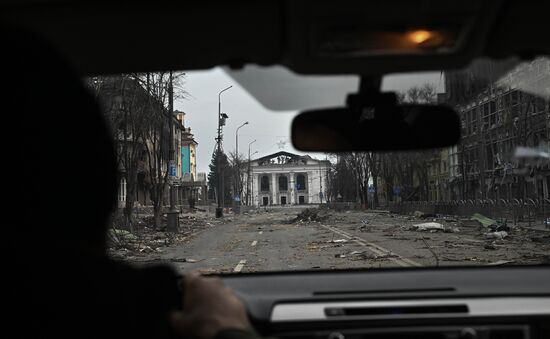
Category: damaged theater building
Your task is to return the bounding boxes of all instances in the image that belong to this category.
[445,57,550,201]
[241,151,330,206]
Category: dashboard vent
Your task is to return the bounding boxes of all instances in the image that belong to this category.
[325,304,468,317]
[313,287,455,296]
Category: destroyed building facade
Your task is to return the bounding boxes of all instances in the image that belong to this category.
[443,57,550,201]
[241,151,330,206]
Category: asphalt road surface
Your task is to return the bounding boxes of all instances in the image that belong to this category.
[113,208,550,274]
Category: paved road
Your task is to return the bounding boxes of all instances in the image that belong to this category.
[157,209,427,274]
[125,208,550,274]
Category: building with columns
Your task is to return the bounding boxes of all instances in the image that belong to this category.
[242,151,330,206]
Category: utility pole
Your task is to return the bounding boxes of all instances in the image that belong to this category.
[248,140,257,206]
[216,86,232,218]
[167,70,179,232]
[235,122,249,212]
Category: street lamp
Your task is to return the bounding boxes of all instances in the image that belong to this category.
[167,70,179,232]
[247,140,257,206]
[216,85,232,218]
[235,122,249,209]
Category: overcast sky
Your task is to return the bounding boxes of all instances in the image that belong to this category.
[175,67,444,174]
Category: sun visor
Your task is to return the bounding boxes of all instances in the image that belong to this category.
[223,65,358,111]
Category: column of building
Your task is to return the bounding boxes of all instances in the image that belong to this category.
[308,171,314,203]
[271,173,277,205]
[289,172,295,205]
[252,173,258,206]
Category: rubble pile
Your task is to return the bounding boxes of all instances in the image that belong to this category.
[107,211,218,261]
[292,208,331,223]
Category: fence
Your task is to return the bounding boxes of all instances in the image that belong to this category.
[388,198,550,226]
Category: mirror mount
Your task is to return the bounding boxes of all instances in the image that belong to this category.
[346,75,401,122]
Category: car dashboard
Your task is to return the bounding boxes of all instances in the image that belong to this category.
[221,266,550,339]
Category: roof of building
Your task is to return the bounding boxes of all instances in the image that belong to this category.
[250,151,330,166]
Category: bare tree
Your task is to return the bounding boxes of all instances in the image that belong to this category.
[90,76,152,231]
[90,72,188,230]
[138,72,187,229]
[228,151,247,206]
[342,153,370,208]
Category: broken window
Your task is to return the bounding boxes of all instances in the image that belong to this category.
[261,175,270,192]
[279,176,288,191]
[296,174,306,190]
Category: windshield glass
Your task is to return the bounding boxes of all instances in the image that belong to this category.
[92,57,550,274]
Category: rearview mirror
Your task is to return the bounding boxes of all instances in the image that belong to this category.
[292,104,460,151]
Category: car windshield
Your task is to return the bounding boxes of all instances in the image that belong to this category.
[91,57,550,274]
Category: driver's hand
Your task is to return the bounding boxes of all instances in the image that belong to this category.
[170,271,253,339]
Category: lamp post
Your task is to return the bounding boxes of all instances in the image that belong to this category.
[235,122,249,211]
[216,85,232,218]
[248,139,257,206]
[167,70,179,232]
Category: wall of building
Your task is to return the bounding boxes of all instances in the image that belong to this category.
[243,162,328,206]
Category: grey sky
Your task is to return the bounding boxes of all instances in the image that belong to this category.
[175,67,443,174]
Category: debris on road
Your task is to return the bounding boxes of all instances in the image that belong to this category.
[109,228,137,240]
[485,231,508,240]
[327,239,348,243]
[471,213,497,227]
[471,213,509,232]
[170,258,200,263]
[413,211,437,219]
[292,208,331,223]
[346,250,398,261]
[108,207,550,270]
[484,242,498,250]
[412,222,445,231]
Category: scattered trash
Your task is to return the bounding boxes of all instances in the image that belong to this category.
[109,228,137,240]
[359,225,369,232]
[412,222,445,231]
[346,250,394,261]
[484,242,497,250]
[471,213,498,228]
[327,239,348,243]
[292,208,331,223]
[484,231,508,240]
[361,219,370,225]
[170,258,200,263]
[471,213,508,232]
[489,223,510,232]
[139,246,154,253]
[443,226,461,233]
[335,254,346,258]
[414,211,437,219]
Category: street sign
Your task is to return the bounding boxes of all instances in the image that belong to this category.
[234,195,241,202]
[393,186,401,196]
[169,161,177,177]
[368,185,375,193]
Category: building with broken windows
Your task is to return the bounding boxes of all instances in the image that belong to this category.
[241,151,330,206]
[445,57,550,201]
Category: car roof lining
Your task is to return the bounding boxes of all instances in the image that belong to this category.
[1,0,549,76]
